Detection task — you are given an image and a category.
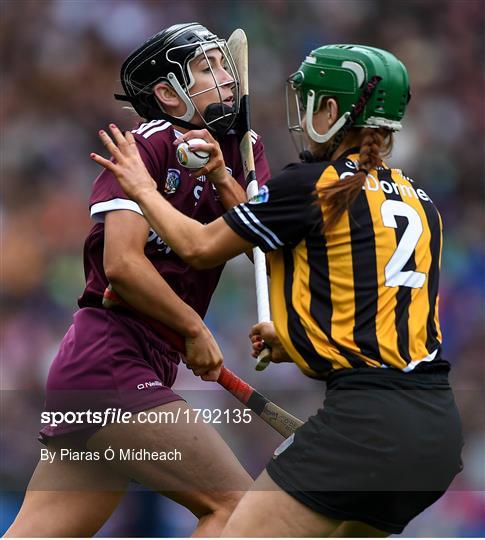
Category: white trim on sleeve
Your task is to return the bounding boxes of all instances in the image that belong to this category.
[90,198,143,222]
[250,129,258,145]
[132,119,165,135]
[142,122,171,139]
[234,206,278,250]
[240,204,284,247]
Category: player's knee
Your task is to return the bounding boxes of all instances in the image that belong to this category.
[190,492,245,537]
[198,490,244,519]
[220,490,245,514]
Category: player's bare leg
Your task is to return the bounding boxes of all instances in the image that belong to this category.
[221,471,389,537]
[4,437,128,537]
[221,470,340,537]
[88,400,253,537]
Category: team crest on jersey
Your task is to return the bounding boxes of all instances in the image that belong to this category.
[248,185,269,205]
[164,169,181,194]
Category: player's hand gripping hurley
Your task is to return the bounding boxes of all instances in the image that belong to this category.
[228,29,271,371]
[102,286,303,437]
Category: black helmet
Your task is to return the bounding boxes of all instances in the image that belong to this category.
[115,23,240,135]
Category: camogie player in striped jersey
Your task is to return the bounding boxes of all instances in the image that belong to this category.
[7,23,270,537]
[93,44,464,537]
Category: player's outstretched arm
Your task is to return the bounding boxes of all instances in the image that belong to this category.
[91,125,252,269]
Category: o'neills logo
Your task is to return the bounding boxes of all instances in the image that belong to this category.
[137,380,163,390]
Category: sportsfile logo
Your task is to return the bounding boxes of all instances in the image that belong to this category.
[137,380,164,390]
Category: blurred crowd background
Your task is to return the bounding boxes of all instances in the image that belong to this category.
[1,0,484,536]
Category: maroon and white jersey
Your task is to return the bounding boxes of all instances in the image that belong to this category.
[79,120,270,322]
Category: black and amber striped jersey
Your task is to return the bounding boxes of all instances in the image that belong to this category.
[224,148,443,379]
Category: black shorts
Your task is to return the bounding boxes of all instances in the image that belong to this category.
[266,365,463,534]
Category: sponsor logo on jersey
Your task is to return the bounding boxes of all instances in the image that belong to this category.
[147,228,172,254]
[248,185,269,205]
[137,380,163,390]
[362,173,431,201]
[164,169,181,194]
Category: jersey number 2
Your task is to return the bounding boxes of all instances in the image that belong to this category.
[380,200,426,289]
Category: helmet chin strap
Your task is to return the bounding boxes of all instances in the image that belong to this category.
[305,90,350,144]
[157,75,236,136]
[114,92,201,131]
[166,73,196,122]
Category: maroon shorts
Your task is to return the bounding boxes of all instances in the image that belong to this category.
[39,307,183,444]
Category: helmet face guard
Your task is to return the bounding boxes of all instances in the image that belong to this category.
[165,38,240,133]
[286,77,352,159]
[285,78,307,159]
[117,23,240,135]
[286,44,411,159]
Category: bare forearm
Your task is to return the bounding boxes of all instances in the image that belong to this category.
[213,174,247,210]
[107,256,204,337]
[137,191,210,263]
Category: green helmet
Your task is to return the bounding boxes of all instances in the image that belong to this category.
[287,44,410,148]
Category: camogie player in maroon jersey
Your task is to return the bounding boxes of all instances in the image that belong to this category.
[6,23,270,537]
